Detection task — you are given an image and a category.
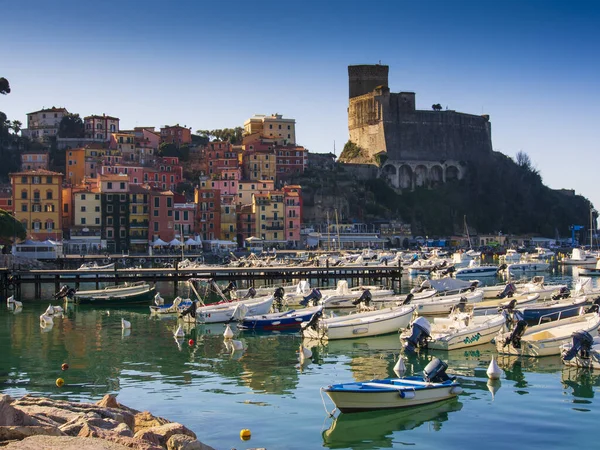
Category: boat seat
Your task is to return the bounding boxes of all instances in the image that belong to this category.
[529,330,555,340]
[361,382,417,390]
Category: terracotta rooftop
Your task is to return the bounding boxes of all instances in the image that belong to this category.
[10,169,63,176]
[28,107,68,115]
[100,173,129,181]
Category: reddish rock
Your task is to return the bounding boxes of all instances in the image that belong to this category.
[96,395,120,409]
[78,423,161,450]
[133,423,196,447]
[166,433,216,450]
[133,411,169,432]
[0,425,64,441]
[0,395,41,427]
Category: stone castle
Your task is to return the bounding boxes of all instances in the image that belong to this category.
[345,64,493,189]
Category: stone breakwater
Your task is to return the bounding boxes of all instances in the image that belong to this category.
[0,393,214,450]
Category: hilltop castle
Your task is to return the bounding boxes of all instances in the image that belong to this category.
[344,64,493,189]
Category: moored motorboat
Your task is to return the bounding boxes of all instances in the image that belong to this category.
[302,304,415,340]
[502,262,550,274]
[496,308,600,357]
[518,296,589,322]
[149,296,193,315]
[238,305,323,331]
[561,331,600,370]
[560,248,598,265]
[403,310,509,351]
[453,260,500,278]
[323,358,462,413]
[409,289,484,316]
[472,293,541,316]
[181,295,275,324]
[56,282,154,303]
[76,285,157,305]
[78,262,115,270]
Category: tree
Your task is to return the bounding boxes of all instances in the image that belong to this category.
[0,78,10,95]
[58,113,84,138]
[0,209,26,244]
[196,127,244,144]
[432,103,442,111]
[10,120,22,135]
[515,150,540,176]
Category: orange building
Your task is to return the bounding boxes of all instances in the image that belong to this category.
[65,148,86,185]
[160,125,192,147]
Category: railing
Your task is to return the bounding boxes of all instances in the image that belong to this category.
[536,304,586,325]
[70,229,102,237]
[266,225,284,231]
[130,221,149,228]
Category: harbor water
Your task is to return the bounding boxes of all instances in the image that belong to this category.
[1,266,599,449]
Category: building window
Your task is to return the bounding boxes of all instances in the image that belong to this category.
[21,204,27,212]
[183,211,188,221]
[154,197,159,208]
[120,182,125,189]
[33,176,40,184]
[154,222,158,232]
[107,205,113,213]
[107,194,113,202]
[33,221,41,231]
[21,190,27,199]
[81,206,86,212]
[153,210,158,217]
[107,230,113,238]
[46,176,52,184]
[95,206,100,212]
[81,218,86,225]
[120,194,126,202]
[120,229,126,238]
[107,218,113,226]
[167,198,172,207]
[33,191,40,201]
[21,220,27,229]
[95,218,100,225]
[107,182,113,189]
[95,194,100,200]
[21,176,27,184]
[32,204,41,212]
[120,217,126,226]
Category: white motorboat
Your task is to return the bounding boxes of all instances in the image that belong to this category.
[302,304,415,340]
[500,249,522,263]
[502,262,550,274]
[561,332,600,370]
[402,310,509,351]
[496,309,600,357]
[529,247,555,260]
[149,296,193,315]
[287,281,393,308]
[194,296,275,324]
[561,248,598,266]
[323,358,462,413]
[409,289,484,316]
[472,293,541,316]
[407,259,452,276]
[235,280,310,299]
[577,259,600,276]
[482,276,567,300]
[78,262,115,270]
[453,260,499,278]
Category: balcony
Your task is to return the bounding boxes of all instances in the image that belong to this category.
[130,220,149,228]
[70,229,102,237]
[266,223,284,231]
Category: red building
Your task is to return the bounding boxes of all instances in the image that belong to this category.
[84,114,120,141]
[0,190,14,214]
[148,189,175,243]
[206,141,240,176]
[194,188,221,241]
[144,157,183,191]
[160,125,192,147]
[276,146,308,182]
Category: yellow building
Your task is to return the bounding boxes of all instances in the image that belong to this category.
[243,151,276,181]
[11,169,63,241]
[252,191,285,244]
[220,195,236,240]
[237,179,274,205]
[243,114,296,145]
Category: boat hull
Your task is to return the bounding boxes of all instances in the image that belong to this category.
[427,314,507,351]
[239,306,322,331]
[195,297,274,323]
[496,313,600,357]
[324,377,461,413]
[303,306,415,340]
[76,287,156,306]
[413,290,484,316]
[519,298,587,322]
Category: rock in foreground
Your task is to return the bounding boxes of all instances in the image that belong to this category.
[0,394,214,450]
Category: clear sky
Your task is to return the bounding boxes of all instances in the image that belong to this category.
[1,0,599,214]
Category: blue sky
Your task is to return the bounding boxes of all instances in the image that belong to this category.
[1,0,599,214]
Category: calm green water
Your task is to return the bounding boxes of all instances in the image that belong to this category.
[2,269,600,449]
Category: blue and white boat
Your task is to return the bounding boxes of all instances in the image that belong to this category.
[454,260,500,278]
[323,358,462,413]
[238,305,323,331]
[518,296,588,322]
[149,296,193,315]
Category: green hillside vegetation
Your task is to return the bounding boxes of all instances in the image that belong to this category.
[293,151,592,237]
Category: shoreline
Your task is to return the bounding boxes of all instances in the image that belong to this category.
[0,393,215,450]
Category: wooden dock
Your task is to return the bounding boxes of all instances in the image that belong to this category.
[0,265,403,298]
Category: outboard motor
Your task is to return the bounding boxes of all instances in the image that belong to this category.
[300,289,322,307]
[243,287,257,299]
[273,287,285,311]
[585,297,600,314]
[441,265,456,276]
[496,263,508,274]
[563,330,594,361]
[497,282,516,299]
[301,309,323,332]
[179,299,198,319]
[403,317,431,352]
[453,297,468,313]
[222,281,237,296]
[55,285,76,300]
[402,293,414,305]
[551,287,571,300]
[423,357,451,383]
[352,289,372,308]
[503,319,528,349]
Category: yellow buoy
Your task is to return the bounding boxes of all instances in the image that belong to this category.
[240,429,251,440]
[56,378,65,387]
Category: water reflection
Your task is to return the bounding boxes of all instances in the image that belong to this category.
[561,368,600,400]
[322,398,463,449]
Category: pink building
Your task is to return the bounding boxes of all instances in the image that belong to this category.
[149,189,175,243]
[174,202,196,239]
[283,185,302,247]
[144,157,183,191]
[84,114,120,141]
[21,151,49,171]
[100,163,145,185]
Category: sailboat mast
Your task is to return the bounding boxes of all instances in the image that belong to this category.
[464,215,472,249]
[327,210,331,251]
[335,208,341,251]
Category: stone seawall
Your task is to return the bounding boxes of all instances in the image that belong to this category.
[0,394,214,450]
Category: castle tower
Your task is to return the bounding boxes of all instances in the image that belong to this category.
[348,64,389,98]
